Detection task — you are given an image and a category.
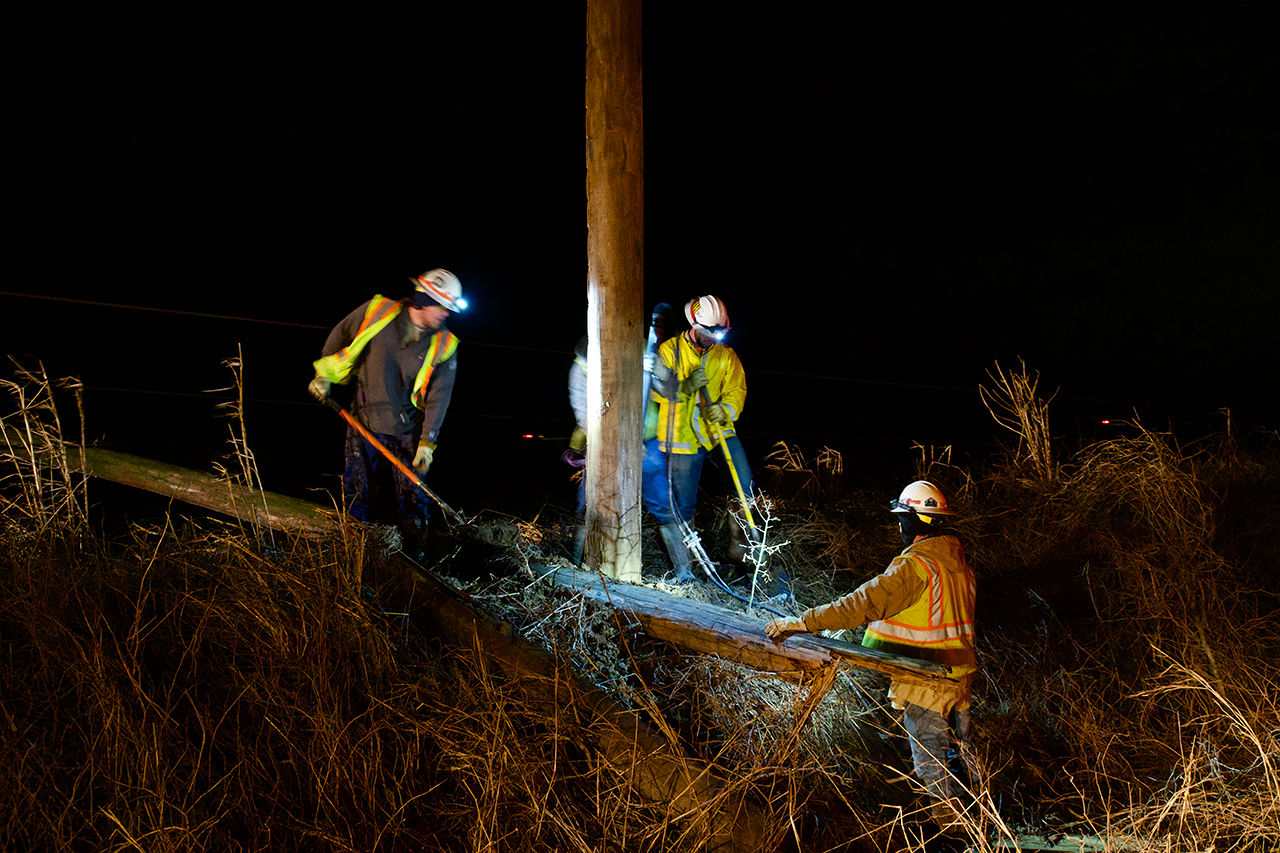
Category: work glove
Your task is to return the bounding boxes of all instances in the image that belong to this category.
[764,615,808,639]
[643,351,655,374]
[703,402,729,426]
[649,357,673,395]
[308,376,331,402]
[563,425,587,467]
[413,440,435,474]
[680,366,709,397]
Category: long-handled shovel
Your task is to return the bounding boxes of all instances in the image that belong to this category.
[700,387,757,533]
[698,388,785,605]
[322,398,468,528]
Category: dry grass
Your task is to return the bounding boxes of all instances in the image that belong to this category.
[0,356,90,539]
[964,365,1280,851]
[980,358,1058,488]
[3,517,812,852]
[3,358,1279,851]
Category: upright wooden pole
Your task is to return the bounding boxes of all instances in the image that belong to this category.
[585,0,644,581]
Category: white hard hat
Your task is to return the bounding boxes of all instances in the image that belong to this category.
[890,480,956,516]
[410,269,466,312]
[684,295,730,338]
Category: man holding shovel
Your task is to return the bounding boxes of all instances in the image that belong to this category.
[642,294,755,582]
[308,269,464,552]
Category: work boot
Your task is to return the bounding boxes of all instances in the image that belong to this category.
[929,797,971,840]
[658,523,696,583]
[398,517,428,564]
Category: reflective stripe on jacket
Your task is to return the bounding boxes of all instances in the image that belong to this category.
[650,333,746,454]
[313,295,401,385]
[410,330,459,410]
[312,295,457,412]
[862,546,977,670]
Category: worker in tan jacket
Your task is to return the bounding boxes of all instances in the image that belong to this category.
[766,480,977,837]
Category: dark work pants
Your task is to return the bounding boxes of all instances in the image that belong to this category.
[342,424,429,525]
[903,702,974,803]
[641,435,754,525]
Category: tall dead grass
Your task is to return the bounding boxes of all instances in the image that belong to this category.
[968,362,1280,850]
[3,518,814,852]
[0,356,90,539]
[5,355,1278,851]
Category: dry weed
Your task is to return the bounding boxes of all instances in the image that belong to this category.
[980,358,1058,487]
[0,357,89,538]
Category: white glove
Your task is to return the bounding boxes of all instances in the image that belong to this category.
[650,358,674,396]
[765,615,808,639]
[308,376,331,401]
[413,441,435,474]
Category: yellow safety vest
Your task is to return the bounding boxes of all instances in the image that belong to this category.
[313,296,459,411]
[409,329,459,410]
[862,551,977,670]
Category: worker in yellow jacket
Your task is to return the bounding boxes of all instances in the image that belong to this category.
[642,295,753,582]
[765,481,978,838]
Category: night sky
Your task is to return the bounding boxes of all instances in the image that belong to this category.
[7,5,1278,515]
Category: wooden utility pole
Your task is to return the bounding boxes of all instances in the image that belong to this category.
[584,0,644,581]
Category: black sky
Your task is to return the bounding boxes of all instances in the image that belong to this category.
[7,4,1278,507]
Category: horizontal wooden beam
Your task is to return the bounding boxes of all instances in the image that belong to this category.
[545,565,955,686]
[2,426,337,536]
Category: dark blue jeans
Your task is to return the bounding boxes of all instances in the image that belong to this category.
[342,425,430,525]
[641,435,753,525]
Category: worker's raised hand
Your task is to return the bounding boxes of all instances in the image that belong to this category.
[650,358,673,393]
[764,615,808,640]
[308,376,332,402]
[703,402,729,425]
[413,440,435,474]
[680,366,709,396]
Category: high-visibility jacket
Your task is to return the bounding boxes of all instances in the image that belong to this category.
[649,332,746,454]
[314,295,459,438]
[861,543,976,671]
[802,534,976,712]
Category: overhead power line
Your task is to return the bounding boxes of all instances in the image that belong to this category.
[0,290,1229,412]
[0,291,574,354]
[1,290,328,330]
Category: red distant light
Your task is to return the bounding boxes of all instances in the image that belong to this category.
[522,433,534,439]
[1100,420,1111,425]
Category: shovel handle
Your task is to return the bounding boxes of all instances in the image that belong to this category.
[322,398,466,528]
[699,388,756,531]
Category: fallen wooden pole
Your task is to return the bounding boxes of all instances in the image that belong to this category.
[544,565,956,686]
[2,427,338,536]
[380,557,775,852]
[2,427,773,851]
